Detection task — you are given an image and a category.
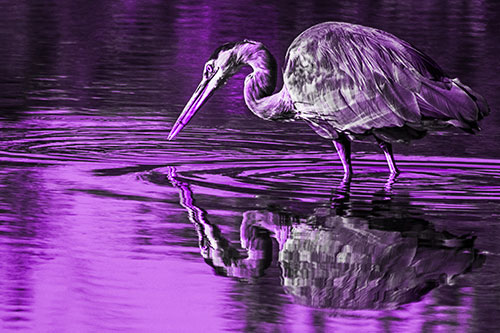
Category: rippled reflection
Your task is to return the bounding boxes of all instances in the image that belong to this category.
[166,166,484,311]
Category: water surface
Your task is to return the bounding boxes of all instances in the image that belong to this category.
[1,0,500,332]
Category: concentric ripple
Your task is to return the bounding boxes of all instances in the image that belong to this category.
[2,115,500,206]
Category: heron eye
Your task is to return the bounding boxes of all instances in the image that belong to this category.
[205,64,214,74]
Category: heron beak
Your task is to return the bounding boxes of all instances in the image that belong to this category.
[167,75,219,141]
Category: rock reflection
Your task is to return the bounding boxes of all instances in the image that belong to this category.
[166,166,484,310]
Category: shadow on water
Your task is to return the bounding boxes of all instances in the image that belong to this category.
[156,166,485,311]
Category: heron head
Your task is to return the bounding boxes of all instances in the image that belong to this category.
[167,42,245,140]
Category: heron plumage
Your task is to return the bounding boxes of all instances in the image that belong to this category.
[284,22,489,142]
[169,21,489,176]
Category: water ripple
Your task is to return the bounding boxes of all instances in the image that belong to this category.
[2,123,500,204]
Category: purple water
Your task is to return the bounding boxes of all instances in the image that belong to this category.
[1,0,500,332]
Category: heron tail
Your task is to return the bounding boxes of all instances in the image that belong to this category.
[416,78,490,133]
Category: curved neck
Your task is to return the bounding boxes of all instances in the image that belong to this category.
[235,42,293,120]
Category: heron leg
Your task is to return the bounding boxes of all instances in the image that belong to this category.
[376,138,399,175]
[333,135,353,178]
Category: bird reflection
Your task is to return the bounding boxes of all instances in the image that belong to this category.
[166,166,484,310]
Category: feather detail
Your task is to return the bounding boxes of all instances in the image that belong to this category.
[284,22,489,143]
[417,78,489,132]
[236,41,296,121]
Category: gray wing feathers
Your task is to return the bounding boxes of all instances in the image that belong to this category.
[284,23,488,139]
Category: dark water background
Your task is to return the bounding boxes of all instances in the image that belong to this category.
[1,0,500,331]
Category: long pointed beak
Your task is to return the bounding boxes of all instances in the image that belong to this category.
[168,77,217,141]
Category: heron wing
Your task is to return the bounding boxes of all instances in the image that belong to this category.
[284,22,487,141]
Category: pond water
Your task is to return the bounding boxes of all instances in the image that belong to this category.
[1,0,500,332]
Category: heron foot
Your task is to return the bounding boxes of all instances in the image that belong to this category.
[390,168,400,176]
[341,170,352,184]
[384,170,400,192]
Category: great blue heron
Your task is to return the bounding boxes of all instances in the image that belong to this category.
[168,22,489,177]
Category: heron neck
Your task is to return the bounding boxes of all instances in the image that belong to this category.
[237,43,294,120]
